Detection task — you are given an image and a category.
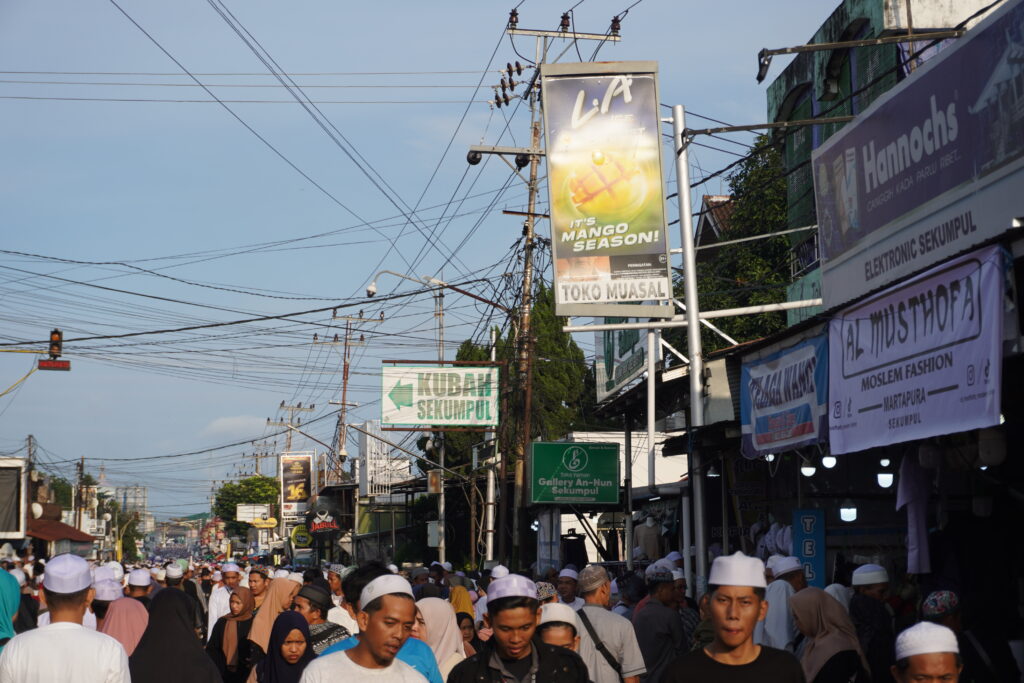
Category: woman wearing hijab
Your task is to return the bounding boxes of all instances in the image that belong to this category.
[99,597,149,656]
[790,587,871,683]
[129,587,222,683]
[455,611,483,658]
[416,597,465,678]
[207,586,256,683]
[246,610,315,683]
[248,578,300,663]
[448,585,474,619]
[0,569,19,654]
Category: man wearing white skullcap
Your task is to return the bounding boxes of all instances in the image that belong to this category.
[754,556,806,652]
[663,551,804,682]
[849,563,894,683]
[206,562,242,642]
[892,622,961,682]
[0,554,130,682]
[556,568,585,610]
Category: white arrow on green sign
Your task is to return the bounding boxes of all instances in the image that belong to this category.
[381,365,500,427]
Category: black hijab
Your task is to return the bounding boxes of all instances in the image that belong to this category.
[253,610,316,683]
[129,587,222,683]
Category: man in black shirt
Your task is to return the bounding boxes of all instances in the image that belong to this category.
[663,551,805,683]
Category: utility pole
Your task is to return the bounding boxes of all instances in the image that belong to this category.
[75,456,85,531]
[325,311,373,483]
[267,401,315,452]
[467,12,620,565]
[248,440,275,477]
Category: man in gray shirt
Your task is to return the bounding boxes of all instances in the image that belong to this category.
[576,565,646,683]
[632,568,687,683]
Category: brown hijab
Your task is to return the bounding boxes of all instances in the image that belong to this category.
[222,586,255,668]
[247,578,300,653]
[790,587,869,682]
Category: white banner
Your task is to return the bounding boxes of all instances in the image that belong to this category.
[381,365,499,427]
[828,246,1003,454]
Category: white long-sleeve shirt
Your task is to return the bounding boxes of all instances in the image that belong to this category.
[0,622,130,683]
[206,584,231,642]
[755,579,797,651]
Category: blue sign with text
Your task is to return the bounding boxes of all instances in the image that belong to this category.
[792,508,825,589]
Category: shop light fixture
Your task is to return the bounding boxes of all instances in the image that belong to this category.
[880,458,891,467]
[839,498,858,522]
[530,519,540,531]
[822,455,837,469]
[800,464,816,477]
[765,453,776,463]
[707,465,721,478]
[877,472,894,488]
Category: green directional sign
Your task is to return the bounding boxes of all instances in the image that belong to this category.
[530,442,619,505]
[381,365,500,427]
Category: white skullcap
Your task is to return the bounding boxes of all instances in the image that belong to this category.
[665,551,683,563]
[442,561,452,572]
[93,566,116,584]
[93,579,123,602]
[221,563,242,574]
[45,554,92,594]
[165,564,184,580]
[8,567,26,587]
[895,621,959,660]
[540,602,580,629]
[106,561,125,581]
[287,572,304,585]
[852,564,889,586]
[765,554,785,573]
[387,564,399,573]
[708,551,767,589]
[772,556,803,578]
[671,569,685,581]
[212,571,223,581]
[273,569,291,579]
[490,565,510,579]
[128,569,151,587]
[155,569,166,582]
[487,575,538,601]
[359,574,414,609]
[558,568,579,581]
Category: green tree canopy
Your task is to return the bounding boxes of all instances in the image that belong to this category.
[213,476,279,537]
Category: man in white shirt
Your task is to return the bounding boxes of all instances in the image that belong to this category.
[206,562,241,641]
[755,555,806,652]
[300,574,425,682]
[575,565,646,683]
[0,554,130,683]
[557,568,585,610]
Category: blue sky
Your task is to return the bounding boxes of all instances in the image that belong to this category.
[0,0,826,517]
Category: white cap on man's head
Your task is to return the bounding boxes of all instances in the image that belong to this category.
[221,563,241,574]
[487,574,538,601]
[93,579,123,602]
[165,564,184,580]
[852,564,889,586]
[490,564,510,579]
[540,602,579,629]
[387,564,399,574]
[665,551,683,563]
[708,551,767,589]
[558,568,579,581]
[8,567,26,587]
[895,622,959,660]
[772,556,803,578]
[287,572,304,585]
[128,568,151,587]
[105,561,125,582]
[93,566,116,584]
[273,569,290,579]
[441,561,452,572]
[359,574,414,610]
[45,554,92,594]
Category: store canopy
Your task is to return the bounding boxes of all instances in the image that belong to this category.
[27,518,94,543]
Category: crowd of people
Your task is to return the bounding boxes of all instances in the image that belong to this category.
[0,549,1004,682]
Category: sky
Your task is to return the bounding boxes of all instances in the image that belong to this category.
[0,0,828,518]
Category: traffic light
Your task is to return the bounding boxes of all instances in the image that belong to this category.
[48,329,63,359]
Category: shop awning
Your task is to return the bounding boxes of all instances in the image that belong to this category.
[27,518,95,543]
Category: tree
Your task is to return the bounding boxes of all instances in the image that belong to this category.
[213,476,279,537]
[670,135,790,355]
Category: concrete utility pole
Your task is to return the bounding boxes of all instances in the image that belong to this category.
[321,316,372,482]
[268,402,315,452]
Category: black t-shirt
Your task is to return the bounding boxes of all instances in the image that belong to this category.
[501,653,534,682]
[663,645,806,683]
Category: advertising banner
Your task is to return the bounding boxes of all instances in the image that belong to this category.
[740,336,829,459]
[305,499,343,538]
[541,62,673,318]
[792,509,825,589]
[280,453,312,513]
[530,442,619,505]
[594,319,645,402]
[828,246,1003,454]
[381,365,499,428]
[813,0,1024,308]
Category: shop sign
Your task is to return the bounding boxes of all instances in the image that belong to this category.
[530,442,619,505]
[813,0,1024,309]
[541,61,673,319]
[305,500,342,538]
[290,524,312,549]
[740,336,828,459]
[792,509,825,589]
[280,453,312,514]
[595,320,645,402]
[828,246,1003,454]
[381,365,499,427]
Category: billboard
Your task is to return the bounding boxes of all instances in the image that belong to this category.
[381,365,499,428]
[813,0,1024,308]
[740,335,829,459]
[541,61,674,319]
[828,246,1002,454]
[530,442,619,505]
[594,319,645,402]
[280,453,312,514]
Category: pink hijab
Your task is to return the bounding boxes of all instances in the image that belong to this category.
[100,597,149,655]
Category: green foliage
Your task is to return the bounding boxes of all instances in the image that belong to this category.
[673,135,790,354]
[213,476,279,537]
[120,515,143,563]
[50,476,72,508]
